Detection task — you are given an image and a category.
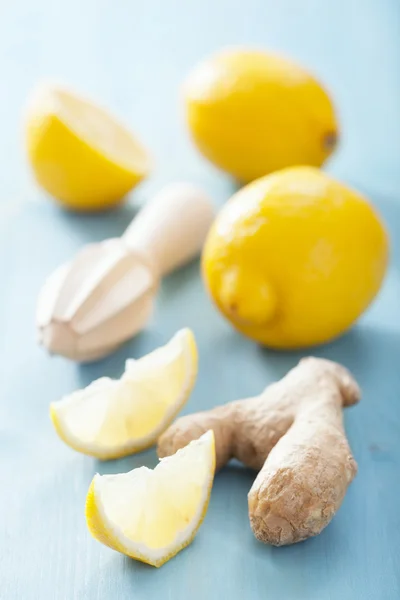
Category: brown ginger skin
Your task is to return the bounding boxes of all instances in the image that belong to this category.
[158,357,360,546]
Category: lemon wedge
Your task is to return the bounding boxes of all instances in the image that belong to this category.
[25,83,152,211]
[85,430,215,567]
[50,329,197,459]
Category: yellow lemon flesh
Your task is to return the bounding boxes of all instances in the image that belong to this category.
[25,84,151,211]
[184,48,338,182]
[50,329,197,459]
[202,167,389,349]
[86,430,215,567]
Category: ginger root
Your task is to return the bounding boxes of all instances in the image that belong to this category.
[158,357,360,546]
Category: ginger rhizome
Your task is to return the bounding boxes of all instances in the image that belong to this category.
[158,358,360,546]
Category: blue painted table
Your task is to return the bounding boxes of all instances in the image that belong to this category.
[0,1,399,598]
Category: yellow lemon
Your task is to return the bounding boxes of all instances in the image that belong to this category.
[85,431,215,567]
[50,329,197,459]
[202,167,389,348]
[25,84,151,211]
[184,48,338,182]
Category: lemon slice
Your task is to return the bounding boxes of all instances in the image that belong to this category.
[50,329,197,459]
[25,83,152,211]
[86,430,215,567]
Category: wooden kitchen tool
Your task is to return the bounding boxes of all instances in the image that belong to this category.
[36,183,215,362]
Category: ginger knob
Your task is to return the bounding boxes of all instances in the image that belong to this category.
[158,357,360,546]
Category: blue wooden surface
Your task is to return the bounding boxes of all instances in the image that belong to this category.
[0,1,400,599]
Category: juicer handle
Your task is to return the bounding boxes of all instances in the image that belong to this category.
[123,183,215,278]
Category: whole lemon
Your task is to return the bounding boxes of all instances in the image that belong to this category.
[202,167,389,348]
[25,84,152,211]
[184,49,338,182]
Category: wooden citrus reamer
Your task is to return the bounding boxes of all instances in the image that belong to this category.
[37,183,214,361]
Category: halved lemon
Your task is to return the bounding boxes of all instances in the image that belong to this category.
[50,328,197,459]
[85,430,215,567]
[25,83,152,211]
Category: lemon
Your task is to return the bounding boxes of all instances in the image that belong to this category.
[184,48,338,182]
[85,430,215,567]
[50,329,197,459]
[202,167,389,348]
[25,84,151,211]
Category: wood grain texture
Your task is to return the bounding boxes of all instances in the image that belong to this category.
[0,1,399,598]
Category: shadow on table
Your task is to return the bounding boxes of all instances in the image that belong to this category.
[257,323,400,389]
[93,445,159,477]
[75,329,154,387]
[59,200,140,242]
